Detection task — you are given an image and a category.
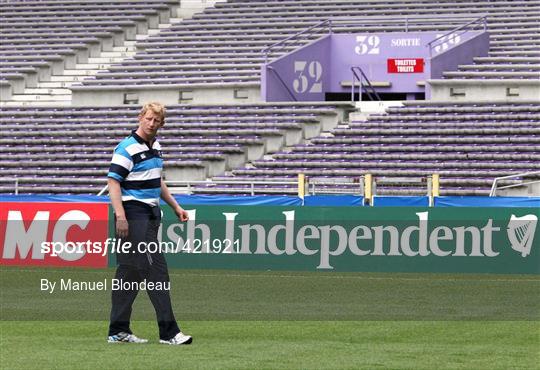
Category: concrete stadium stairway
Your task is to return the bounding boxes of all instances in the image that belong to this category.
[2,20,184,107]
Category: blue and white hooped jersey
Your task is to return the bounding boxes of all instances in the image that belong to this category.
[108,131,163,206]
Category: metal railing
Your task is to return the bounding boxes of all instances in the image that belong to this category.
[0,178,19,194]
[351,66,381,102]
[267,66,298,101]
[263,15,487,63]
[98,179,365,197]
[490,171,540,196]
[97,175,441,200]
[97,185,108,196]
[3,175,439,204]
[426,15,487,57]
[170,179,299,196]
[262,19,332,63]
[167,179,365,196]
[307,178,364,196]
[331,14,486,33]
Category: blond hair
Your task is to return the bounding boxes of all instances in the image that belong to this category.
[139,102,166,124]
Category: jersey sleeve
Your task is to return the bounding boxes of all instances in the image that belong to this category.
[107,144,133,182]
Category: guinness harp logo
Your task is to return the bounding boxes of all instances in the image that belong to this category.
[507,214,537,257]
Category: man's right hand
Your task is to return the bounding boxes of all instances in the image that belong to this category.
[116,216,129,239]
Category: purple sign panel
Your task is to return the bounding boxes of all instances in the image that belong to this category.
[262,30,488,101]
[262,35,331,102]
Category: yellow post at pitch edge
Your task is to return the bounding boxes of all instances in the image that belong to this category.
[432,173,440,197]
[364,173,372,205]
[298,173,305,199]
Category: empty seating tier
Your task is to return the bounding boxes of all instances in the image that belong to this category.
[0,1,177,76]
[63,0,540,90]
[199,102,540,196]
[0,103,340,194]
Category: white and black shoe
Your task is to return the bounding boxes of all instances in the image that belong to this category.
[159,331,193,345]
[108,332,148,343]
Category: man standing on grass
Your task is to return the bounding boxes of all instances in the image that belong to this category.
[107,102,192,345]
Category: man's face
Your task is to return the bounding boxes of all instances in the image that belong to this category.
[138,110,164,139]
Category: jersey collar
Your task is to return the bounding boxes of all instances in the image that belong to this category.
[131,130,156,148]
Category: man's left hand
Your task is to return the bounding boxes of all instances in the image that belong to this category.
[175,207,189,222]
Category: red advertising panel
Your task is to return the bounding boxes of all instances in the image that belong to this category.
[0,202,109,268]
[387,58,424,73]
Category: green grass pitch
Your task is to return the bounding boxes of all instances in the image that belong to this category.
[1,266,539,369]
